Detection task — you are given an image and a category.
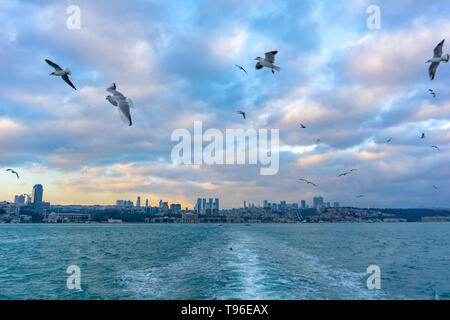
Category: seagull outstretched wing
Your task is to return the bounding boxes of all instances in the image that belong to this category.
[264,51,277,63]
[45,59,62,71]
[117,99,132,126]
[434,39,445,58]
[429,62,440,80]
[6,169,19,179]
[62,74,76,90]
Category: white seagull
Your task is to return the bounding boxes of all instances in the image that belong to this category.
[106,83,133,126]
[255,51,280,74]
[426,39,449,80]
[45,59,76,90]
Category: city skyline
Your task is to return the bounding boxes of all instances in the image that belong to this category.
[1,1,450,209]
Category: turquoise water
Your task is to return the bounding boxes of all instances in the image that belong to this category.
[0,223,448,300]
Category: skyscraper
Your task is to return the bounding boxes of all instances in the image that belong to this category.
[214,198,219,210]
[136,196,141,207]
[202,198,206,214]
[313,196,324,208]
[263,200,268,208]
[145,199,149,207]
[196,198,202,215]
[32,184,43,208]
[208,198,213,210]
[244,201,247,209]
[300,200,306,209]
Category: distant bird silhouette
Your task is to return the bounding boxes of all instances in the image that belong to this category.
[255,51,280,74]
[299,123,306,128]
[316,139,321,143]
[426,39,449,80]
[6,169,19,179]
[386,137,392,143]
[421,133,426,139]
[298,179,317,187]
[356,195,365,198]
[433,185,438,190]
[338,172,350,177]
[234,64,247,73]
[429,89,436,98]
[237,110,246,119]
[45,59,76,90]
[431,145,440,151]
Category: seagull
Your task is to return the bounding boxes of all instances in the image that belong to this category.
[106,83,133,126]
[234,64,247,74]
[316,139,321,143]
[433,185,438,190]
[298,178,317,187]
[237,110,246,119]
[431,145,440,151]
[300,123,306,128]
[421,133,426,139]
[6,169,19,179]
[429,89,436,98]
[45,59,76,90]
[386,137,392,143]
[356,195,365,198]
[255,51,280,74]
[426,39,449,80]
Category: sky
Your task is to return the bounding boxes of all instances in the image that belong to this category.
[1,0,450,209]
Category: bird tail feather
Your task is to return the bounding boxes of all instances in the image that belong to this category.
[443,54,449,62]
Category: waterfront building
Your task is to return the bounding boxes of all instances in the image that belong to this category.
[32,184,43,208]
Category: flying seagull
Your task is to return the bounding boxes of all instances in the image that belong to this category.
[429,89,436,98]
[426,39,449,80]
[431,145,440,151]
[386,137,392,143]
[316,139,321,143]
[45,59,76,90]
[234,64,247,74]
[421,133,425,139]
[255,51,280,74]
[237,110,246,119]
[300,123,306,128]
[433,185,438,190]
[6,169,19,179]
[298,178,317,187]
[106,83,133,126]
[356,195,365,198]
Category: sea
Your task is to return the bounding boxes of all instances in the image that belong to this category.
[0,223,448,300]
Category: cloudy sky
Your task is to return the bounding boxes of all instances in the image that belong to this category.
[1,0,450,208]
